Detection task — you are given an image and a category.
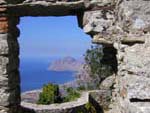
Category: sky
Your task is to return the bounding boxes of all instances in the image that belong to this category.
[18,16,92,60]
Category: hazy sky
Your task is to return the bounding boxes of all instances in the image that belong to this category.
[18,16,92,59]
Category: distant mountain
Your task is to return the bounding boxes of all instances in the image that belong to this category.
[48,56,84,71]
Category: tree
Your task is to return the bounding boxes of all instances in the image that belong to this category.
[81,45,113,89]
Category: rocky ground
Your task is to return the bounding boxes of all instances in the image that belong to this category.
[21,90,42,104]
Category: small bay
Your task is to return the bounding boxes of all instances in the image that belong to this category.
[20,58,75,92]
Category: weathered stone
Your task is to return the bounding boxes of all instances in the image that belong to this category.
[118,0,150,34]
[0,56,19,75]
[89,90,112,111]
[0,10,20,112]
[0,0,150,113]
[0,37,19,55]
[123,41,150,77]
[4,1,86,16]
[0,70,20,106]
[0,7,6,12]
[126,75,150,100]
[0,106,8,113]
[0,71,20,88]
[100,75,115,90]
[0,33,8,40]
[90,0,116,6]
[21,91,102,113]
[0,40,8,55]
[0,17,7,21]
[121,36,145,44]
[0,21,8,33]
[0,86,20,106]
[83,10,115,36]
[92,34,113,45]
[0,89,10,106]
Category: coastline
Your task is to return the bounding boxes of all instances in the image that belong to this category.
[21,80,79,103]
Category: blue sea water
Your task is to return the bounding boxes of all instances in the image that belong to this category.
[20,58,75,92]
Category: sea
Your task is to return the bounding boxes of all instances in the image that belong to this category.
[20,58,75,92]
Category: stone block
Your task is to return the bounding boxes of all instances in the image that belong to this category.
[119,72,150,100]
[0,36,19,55]
[89,90,112,110]
[0,88,10,106]
[0,76,8,87]
[0,56,8,75]
[0,106,8,113]
[0,34,8,40]
[126,75,150,100]
[0,40,9,55]
[0,70,20,107]
[0,17,7,21]
[0,86,20,106]
[99,75,115,90]
[83,10,115,36]
[90,0,116,6]
[0,8,7,12]
[0,21,8,33]
[0,70,20,88]
[118,0,150,34]
[0,56,19,75]
[123,43,150,77]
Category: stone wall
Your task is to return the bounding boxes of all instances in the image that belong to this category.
[0,0,150,113]
[114,1,150,113]
[20,91,103,113]
[81,0,150,113]
[0,7,20,113]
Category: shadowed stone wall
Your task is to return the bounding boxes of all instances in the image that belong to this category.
[0,7,20,113]
[0,0,150,113]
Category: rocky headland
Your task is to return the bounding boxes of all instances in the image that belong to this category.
[48,56,84,72]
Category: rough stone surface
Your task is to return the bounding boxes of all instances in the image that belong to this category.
[113,35,150,113]
[0,0,150,113]
[0,6,20,112]
[89,90,112,111]
[99,75,115,90]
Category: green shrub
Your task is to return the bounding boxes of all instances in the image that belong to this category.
[77,85,86,91]
[63,87,81,102]
[37,83,61,105]
[38,84,81,105]
[85,102,96,113]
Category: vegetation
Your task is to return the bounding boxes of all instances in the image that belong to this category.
[63,87,80,102]
[85,102,97,113]
[38,83,80,105]
[76,45,113,90]
[76,102,97,113]
[37,83,62,104]
[85,45,113,83]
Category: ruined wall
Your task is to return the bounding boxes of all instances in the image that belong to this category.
[81,0,150,113]
[115,1,150,112]
[0,0,150,113]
